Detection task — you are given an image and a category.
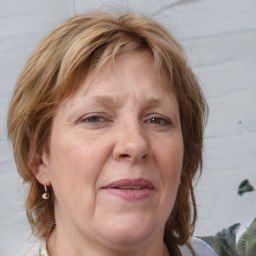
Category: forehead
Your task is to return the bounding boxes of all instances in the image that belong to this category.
[54,50,180,124]
[57,50,176,115]
[76,50,173,98]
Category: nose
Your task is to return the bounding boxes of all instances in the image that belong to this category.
[113,122,151,163]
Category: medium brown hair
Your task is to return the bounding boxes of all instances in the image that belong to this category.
[7,11,208,255]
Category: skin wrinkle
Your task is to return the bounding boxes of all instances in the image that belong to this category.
[65,62,180,131]
[6,12,208,256]
[38,51,182,256]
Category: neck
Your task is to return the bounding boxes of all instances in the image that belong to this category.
[47,228,171,256]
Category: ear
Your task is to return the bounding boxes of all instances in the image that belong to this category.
[32,150,51,186]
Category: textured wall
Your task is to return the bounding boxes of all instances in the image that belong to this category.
[0,0,255,255]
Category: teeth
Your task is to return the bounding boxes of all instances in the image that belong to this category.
[117,186,143,190]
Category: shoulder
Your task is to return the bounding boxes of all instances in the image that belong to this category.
[190,237,217,256]
[179,237,217,256]
[24,241,40,256]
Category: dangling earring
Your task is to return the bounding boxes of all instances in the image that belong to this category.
[42,185,50,199]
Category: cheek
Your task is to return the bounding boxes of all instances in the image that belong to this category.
[47,130,112,189]
[156,135,183,209]
[157,136,184,176]
[153,137,183,225]
[47,141,97,215]
[46,133,85,196]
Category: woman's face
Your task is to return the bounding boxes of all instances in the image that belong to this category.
[37,50,183,251]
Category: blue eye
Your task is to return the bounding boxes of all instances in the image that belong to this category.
[78,114,108,124]
[85,116,103,122]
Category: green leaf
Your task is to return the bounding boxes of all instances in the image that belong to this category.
[238,179,255,196]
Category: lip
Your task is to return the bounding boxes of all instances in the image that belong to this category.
[102,178,154,201]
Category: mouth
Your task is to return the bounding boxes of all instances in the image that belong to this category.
[102,178,154,201]
[115,186,144,190]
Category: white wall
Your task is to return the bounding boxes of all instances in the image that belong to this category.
[0,0,255,255]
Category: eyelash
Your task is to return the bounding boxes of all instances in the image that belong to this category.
[77,113,172,127]
[144,115,172,126]
[78,113,109,124]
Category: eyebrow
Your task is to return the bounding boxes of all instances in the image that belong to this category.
[143,98,162,107]
[87,95,124,108]
[92,95,122,108]
[91,95,162,108]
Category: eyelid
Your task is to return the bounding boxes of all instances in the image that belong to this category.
[144,113,172,125]
[76,113,110,123]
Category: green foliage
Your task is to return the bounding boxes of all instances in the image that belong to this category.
[238,179,255,196]
[237,219,256,256]
[200,180,256,255]
[200,219,256,256]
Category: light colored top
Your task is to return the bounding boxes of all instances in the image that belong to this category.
[178,237,217,256]
[25,237,217,256]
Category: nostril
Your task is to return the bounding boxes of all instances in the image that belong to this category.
[120,154,130,158]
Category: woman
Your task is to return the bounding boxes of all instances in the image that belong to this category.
[7,12,216,256]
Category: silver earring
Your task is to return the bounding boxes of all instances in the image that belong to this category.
[42,186,50,199]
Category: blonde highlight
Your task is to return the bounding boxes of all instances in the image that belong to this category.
[7,12,208,254]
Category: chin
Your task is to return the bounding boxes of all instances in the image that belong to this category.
[98,215,161,247]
